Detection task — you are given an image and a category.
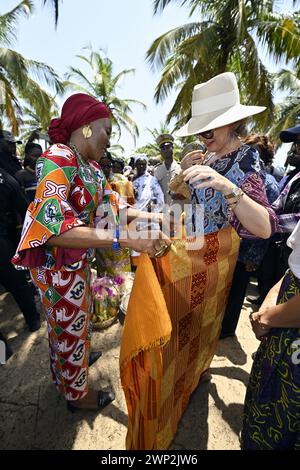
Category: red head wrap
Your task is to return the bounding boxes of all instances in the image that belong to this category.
[48,93,111,144]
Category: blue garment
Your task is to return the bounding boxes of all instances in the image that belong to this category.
[133,172,164,212]
[185,145,277,239]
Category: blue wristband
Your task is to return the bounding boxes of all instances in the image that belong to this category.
[112,225,120,251]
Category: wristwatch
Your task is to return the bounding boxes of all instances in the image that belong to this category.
[224,185,242,199]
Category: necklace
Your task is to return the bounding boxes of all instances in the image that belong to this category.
[203,145,243,167]
[68,142,98,186]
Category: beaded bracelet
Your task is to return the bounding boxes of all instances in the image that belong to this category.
[112,225,120,251]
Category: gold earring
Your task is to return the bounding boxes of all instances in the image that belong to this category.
[82,125,92,139]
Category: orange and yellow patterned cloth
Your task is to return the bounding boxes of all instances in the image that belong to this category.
[120,226,240,449]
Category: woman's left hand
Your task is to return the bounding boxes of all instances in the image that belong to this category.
[250,312,271,340]
[183,165,233,194]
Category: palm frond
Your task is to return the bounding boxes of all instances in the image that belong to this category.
[0,0,33,45]
[42,0,60,27]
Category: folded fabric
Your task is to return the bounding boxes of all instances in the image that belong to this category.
[168,172,191,199]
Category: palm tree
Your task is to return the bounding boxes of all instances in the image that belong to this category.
[65,47,146,145]
[20,95,59,143]
[0,1,64,134]
[147,0,300,133]
[269,68,300,144]
[41,0,61,26]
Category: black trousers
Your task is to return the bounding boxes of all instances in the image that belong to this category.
[257,239,290,302]
[221,261,250,337]
[0,235,39,325]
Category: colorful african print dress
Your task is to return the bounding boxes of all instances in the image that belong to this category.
[120,144,278,449]
[13,144,112,401]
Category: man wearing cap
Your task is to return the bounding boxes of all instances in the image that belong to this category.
[249,124,300,306]
[154,134,181,206]
[0,130,22,177]
[278,124,300,190]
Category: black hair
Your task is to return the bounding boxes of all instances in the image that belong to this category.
[24,142,43,156]
[100,151,113,162]
[113,158,125,170]
[23,142,42,167]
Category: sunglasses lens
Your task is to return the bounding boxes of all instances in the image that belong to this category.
[200,130,214,139]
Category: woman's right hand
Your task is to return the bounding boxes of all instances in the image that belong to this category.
[126,230,171,257]
[180,151,206,170]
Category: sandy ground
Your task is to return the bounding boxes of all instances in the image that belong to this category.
[0,281,260,450]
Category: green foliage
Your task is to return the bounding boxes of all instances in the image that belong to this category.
[65,46,146,145]
[0,1,63,134]
[148,0,300,134]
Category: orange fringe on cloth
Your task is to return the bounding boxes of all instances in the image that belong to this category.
[120,226,240,450]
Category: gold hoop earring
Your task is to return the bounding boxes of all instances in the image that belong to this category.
[82,125,92,139]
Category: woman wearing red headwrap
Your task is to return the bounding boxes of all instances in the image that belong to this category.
[12,93,170,412]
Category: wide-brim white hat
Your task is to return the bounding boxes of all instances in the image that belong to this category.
[175,72,266,137]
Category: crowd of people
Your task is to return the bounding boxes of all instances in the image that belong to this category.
[0,71,300,449]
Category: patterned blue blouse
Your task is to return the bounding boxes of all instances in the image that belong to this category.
[186,144,278,238]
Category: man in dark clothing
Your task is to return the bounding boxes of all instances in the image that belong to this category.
[248,124,300,306]
[0,130,22,176]
[0,167,40,338]
[15,142,42,202]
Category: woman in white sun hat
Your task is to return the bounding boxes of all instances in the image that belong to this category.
[179,71,277,240]
[119,72,280,451]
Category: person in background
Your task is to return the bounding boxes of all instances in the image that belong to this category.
[96,152,133,276]
[15,143,43,202]
[248,125,300,306]
[112,156,125,175]
[221,134,279,338]
[278,125,300,191]
[242,219,300,449]
[154,134,181,206]
[110,155,135,205]
[0,167,40,332]
[148,156,161,176]
[123,165,135,182]
[0,130,22,177]
[133,154,164,213]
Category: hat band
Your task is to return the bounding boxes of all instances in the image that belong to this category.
[192,90,239,117]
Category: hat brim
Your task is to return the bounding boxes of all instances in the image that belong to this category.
[175,104,266,137]
[7,138,22,144]
[280,126,300,143]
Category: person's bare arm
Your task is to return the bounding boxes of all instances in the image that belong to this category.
[47,226,171,257]
[250,277,300,338]
[260,278,283,310]
[258,293,300,329]
[183,165,272,239]
[47,227,113,249]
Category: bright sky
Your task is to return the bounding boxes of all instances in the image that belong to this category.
[1,0,296,166]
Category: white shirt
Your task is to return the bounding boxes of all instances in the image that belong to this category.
[154,161,181,206]
[287,220,300,278]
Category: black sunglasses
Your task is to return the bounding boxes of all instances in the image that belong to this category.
[198,129,214,140]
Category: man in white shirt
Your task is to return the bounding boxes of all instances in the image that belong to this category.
[154,134,181,207]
